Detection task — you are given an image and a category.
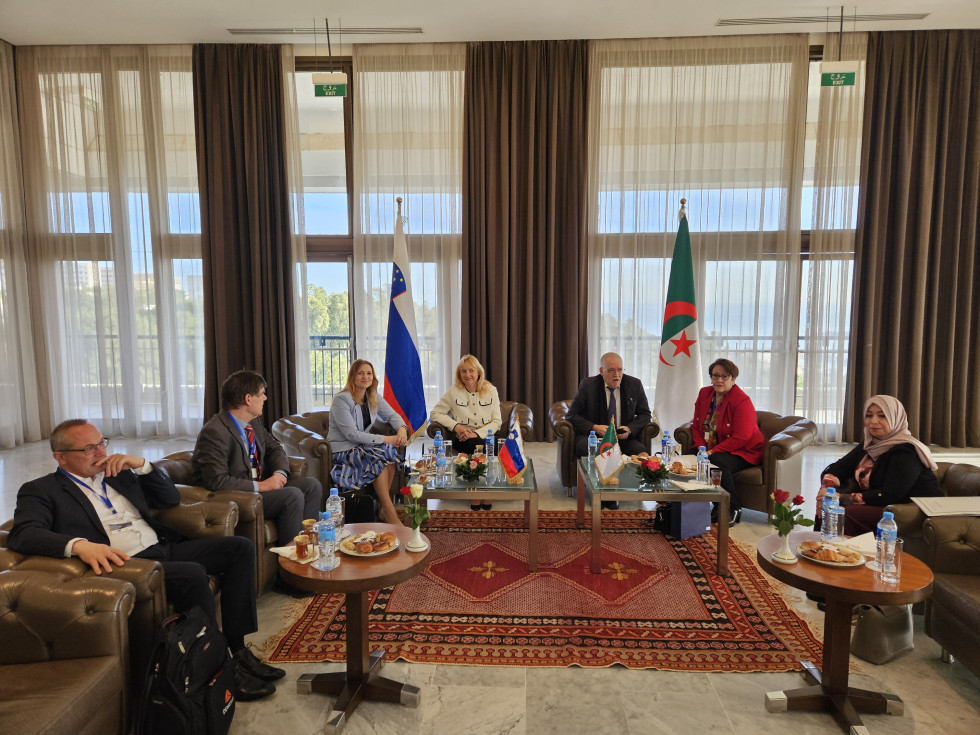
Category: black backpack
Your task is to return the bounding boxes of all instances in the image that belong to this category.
[133,606,236,735]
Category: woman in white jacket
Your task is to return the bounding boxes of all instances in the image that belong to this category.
[430,355,501,510]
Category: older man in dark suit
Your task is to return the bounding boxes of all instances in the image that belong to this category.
[192,370,322,547]
[7,419,283,700]
[566,352,653,508]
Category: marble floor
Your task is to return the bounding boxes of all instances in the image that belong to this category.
[2,438,979,734]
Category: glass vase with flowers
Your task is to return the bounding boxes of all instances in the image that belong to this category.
[769,489,814,563]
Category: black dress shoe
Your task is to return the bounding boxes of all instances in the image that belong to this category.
[728,508,742,526]
[235,647,286,681]
[470,503,482,511]
[233,660,277,701]
[481,503,493,511]
[601,500,620,510]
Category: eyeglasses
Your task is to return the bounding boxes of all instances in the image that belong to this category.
[709,373,732,381]
[60,438,110,456]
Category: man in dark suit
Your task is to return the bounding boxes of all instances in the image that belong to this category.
[566,352,653,509]
[192,370,322,548]
[7,419,283,700]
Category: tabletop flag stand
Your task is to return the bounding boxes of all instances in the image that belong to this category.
[498,419,527,484]
[594,420,624,485]
[653,199,703,438]
[383,197,427,439]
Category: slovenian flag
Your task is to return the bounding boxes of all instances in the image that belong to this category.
[382,212,427,436]
[654,204,703,437]
[498,420,526,479]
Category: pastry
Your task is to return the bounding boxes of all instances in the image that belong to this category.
[355,541,373,554]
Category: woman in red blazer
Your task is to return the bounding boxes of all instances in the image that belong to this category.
[691,358,765,525]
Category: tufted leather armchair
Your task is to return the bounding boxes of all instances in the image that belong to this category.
[427,399,535,443]
[0,570,136,735]
[887,462,980,563]
[923,514,980,680]
[153,451,308,593]
[272,410,406,497]
[674,410,818,515]
[0,488,237,692]
[549,398,660,496]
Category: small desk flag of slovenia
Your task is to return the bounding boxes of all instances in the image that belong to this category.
[654,204,703,437]
[499,420,527,479]
[383,209,427,436]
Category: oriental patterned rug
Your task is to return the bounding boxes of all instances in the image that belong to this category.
[266,510,822,672]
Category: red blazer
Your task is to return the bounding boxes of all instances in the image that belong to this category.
[691,384,764,465]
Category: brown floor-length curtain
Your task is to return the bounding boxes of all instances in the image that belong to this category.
[193,44,297,423]
[845,30,980,446]
[463,40,590,439]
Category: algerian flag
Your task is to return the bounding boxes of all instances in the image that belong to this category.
[595,419,623,480]
[654,211,703,437]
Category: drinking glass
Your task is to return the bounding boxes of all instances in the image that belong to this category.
[709,468,722,487]
[876,538,903,583]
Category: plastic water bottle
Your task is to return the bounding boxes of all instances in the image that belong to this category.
[821,487,840,542]
[433,430,443,456]
[696,446,710,484]
[326,488,345,539]
[587,431,598,465]
[485,430,497,483]
[876,511,900,582]
[312,511,339,571]
[661,430,671,460]
[435,442,447,487]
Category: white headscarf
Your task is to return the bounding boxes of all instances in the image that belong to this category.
[863,395,937,471]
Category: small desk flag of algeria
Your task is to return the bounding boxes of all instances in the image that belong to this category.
[594,420,623,479]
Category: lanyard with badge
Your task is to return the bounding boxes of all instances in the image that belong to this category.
[60,469,134,533]
[230,411,260,478]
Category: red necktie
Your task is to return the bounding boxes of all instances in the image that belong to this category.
[244,424,261,478]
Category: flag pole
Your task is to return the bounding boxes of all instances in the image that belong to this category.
[679,197,686,220]
[397,196,402,219]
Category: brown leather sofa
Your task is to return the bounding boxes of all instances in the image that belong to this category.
[0,570,136,735]
[674,411,818,515]
[0,487,237,690]
[272,410,406,496]
[887,462,980,562]
[923,514,980,680]
[427,399,535,444]
[549,399,660,495]
[153,451,309,593]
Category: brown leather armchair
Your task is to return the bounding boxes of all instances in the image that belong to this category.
[549,398,660,495]
[674,411,818,515]
[272,410,406,496]
[427,399,534,443]
[887,462,980,562]
[0,570,135,735]
[1,488,237,689]
[923,514,980,680]
[153,451,309,593]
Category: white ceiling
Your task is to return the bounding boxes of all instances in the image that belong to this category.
[1,1,977,48]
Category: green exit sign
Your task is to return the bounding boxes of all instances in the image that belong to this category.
[314,83,347,97]
[821,72,855,87]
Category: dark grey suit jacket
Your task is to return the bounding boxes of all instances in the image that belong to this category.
[565,374,652,440]
[192,412,290,492]
[8,467,180,558]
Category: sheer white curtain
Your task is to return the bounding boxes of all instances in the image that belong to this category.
[587,35,809,419]
[281,46,311,410]
[352,43,464,408]
[16,45,204,436]
[801,33,867,441]
[0,41,42,448]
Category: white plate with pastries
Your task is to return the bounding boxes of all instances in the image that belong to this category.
[796,540,866,568]
[339,530,400,557]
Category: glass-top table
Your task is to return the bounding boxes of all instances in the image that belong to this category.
[576,458,729,575]
[416,459,538,571]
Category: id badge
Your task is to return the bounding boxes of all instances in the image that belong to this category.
[251,467,258,479]
[109,520,133,533]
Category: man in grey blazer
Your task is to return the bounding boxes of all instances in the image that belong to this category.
[566,352,653,508]
[192,371,322,549]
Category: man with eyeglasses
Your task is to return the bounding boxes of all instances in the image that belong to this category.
[566,352,653,509]
[7,418,284,701]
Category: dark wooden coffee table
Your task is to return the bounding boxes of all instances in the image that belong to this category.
[757,531,933,734]
[279,523,431,734]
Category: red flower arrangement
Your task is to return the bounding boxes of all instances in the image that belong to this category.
[638,456,669,483]
[769,489,814,536]
[454,452,488,481]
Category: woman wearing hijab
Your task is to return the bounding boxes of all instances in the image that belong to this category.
[818,395,939,536]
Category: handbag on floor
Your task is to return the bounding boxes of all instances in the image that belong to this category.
[340,489,376,524]
[850,603,914,664]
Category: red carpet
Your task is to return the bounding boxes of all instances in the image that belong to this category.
[267,510,822,671]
